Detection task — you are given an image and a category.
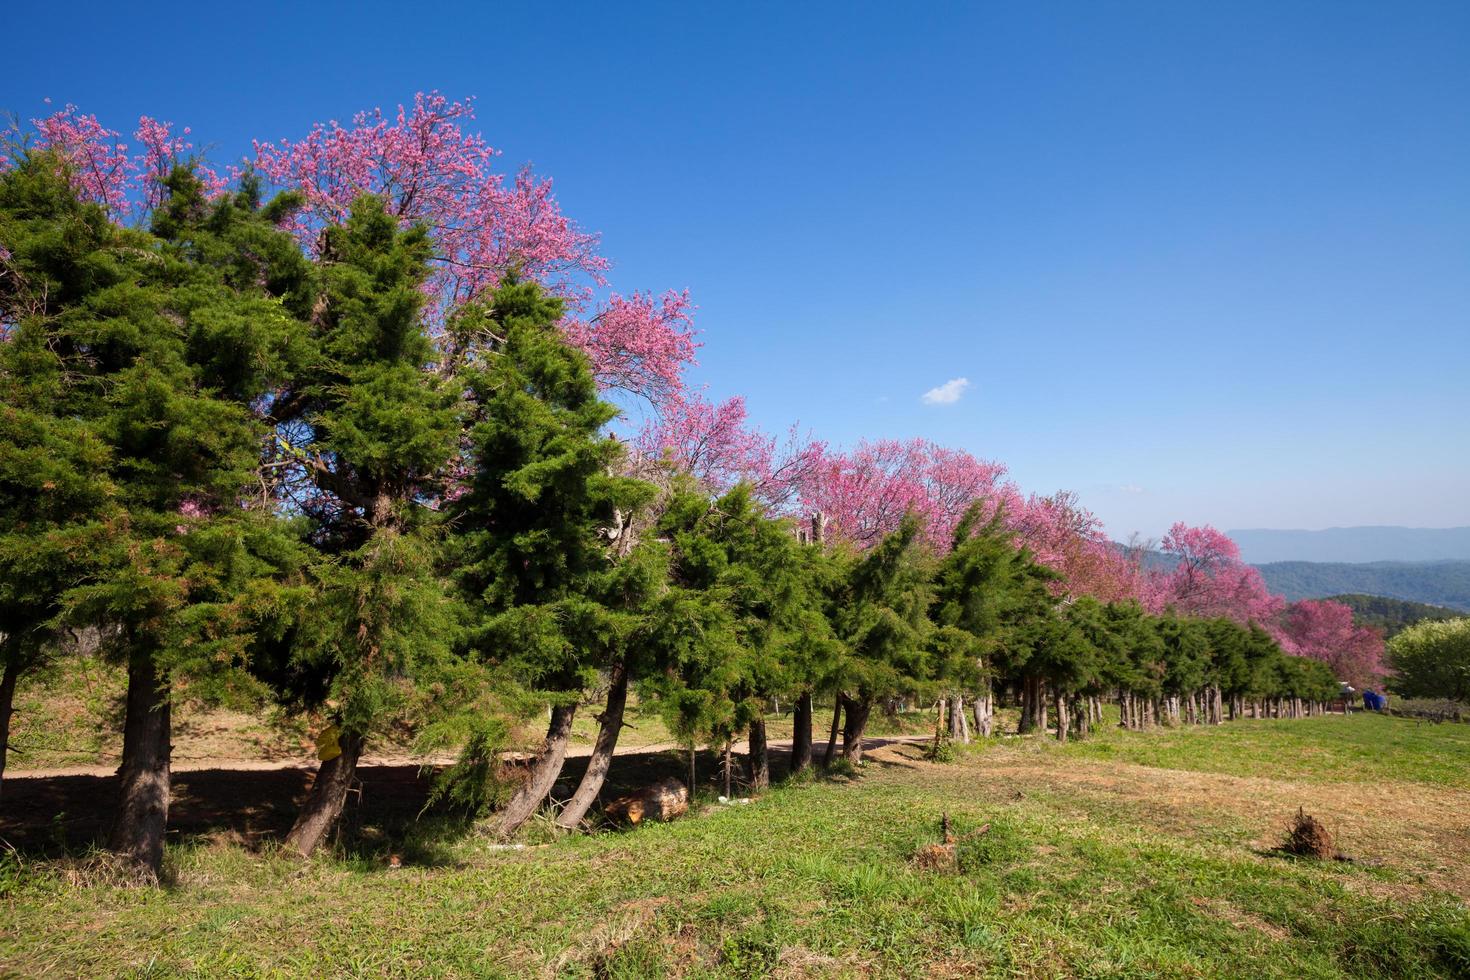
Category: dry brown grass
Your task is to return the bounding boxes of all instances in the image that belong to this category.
[865,739,1470,900]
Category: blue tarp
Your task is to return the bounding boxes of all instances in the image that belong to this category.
[1362,690,1388,711]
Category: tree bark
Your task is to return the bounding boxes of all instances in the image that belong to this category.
[840,694,872,764]
[972,687,994,738]
[822,697,843,766]
[492,703,577,840]
[0,661,18,801]
[556,663,629,830]
[107,651,172,876]
[284,726,365,857]
[790,691,813,775]
[1055,690,1069,743]
[746,717,770,791]
[723,739,733,797]
[949,695,970,743]
[1019,676,1038,733]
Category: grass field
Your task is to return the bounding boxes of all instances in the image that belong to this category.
[3,713,1468,977]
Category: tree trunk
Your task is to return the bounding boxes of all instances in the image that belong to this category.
[107,651,172,876]
[1212,686,1224,725]
[556,662,629,830]
[822,697,843,766]
[790,691,813,775]
[0,661,18,801]
[723,739,733,797]
[1075,698,1090,739]
[972,686,994,738]
[949,695,969,744]
[746,717,770,791]
[1019,676,1039,733]
[284,726,365,857]
[1055,690,1069,743]
[841,695,872,764]
[491,703,576,840]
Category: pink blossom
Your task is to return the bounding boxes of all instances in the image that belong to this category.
[4,106,223,220]
[633,389,823,510]
[1144,522,1284,624]
[796,439,1012,548]
[1276,599,1386,689]
[1012,491,1143,600]
[564,291,698,403]
[251,92,697,404]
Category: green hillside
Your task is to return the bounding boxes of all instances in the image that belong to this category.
[1325,594,1465,638]
[1255,561,1470,612]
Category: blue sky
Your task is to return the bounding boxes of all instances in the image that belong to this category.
[9,1,1468,538]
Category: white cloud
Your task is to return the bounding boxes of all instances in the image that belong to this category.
[921,377,969,405]
[1119,484,1145,495]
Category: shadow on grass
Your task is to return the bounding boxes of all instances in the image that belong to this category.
[0,736,903,865]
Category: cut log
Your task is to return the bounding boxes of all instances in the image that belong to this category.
[605,777,689,826]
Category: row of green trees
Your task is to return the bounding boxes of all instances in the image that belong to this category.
[0,157,1338,877]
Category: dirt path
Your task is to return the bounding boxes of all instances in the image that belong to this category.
[6,734,934,780]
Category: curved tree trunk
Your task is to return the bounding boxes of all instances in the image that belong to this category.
[746,717,769,791]
[790,691,813,775]
[822,696,843,766]
[108,651,172,877]
[285,727,365,857]
[493,703,577,839]
[0,661,18,801]
[840,695,872,764]
[556,663,629,830]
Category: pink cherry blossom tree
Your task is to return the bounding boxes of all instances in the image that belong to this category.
[632,388,823,510]
[1145,522,1283,624]
[4,104,220,220]
[1277,599,1386,690]
[797,439,1013,549]
[251,92,697,405]
[1013,491,1143,601]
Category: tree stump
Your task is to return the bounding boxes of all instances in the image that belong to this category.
[605,777,689,825]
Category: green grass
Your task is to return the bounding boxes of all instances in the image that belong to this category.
[1049,712,1470,790]
[3,715,1468,977]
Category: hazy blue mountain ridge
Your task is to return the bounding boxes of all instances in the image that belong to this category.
[1227,526,1470,564]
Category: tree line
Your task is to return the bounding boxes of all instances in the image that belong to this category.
[0,104,1354,880]
[0,152,1340,877]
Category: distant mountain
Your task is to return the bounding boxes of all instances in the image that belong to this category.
[1255,561,1470,612]
[1227,526,1470,564]
[1324,594,1464,638]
